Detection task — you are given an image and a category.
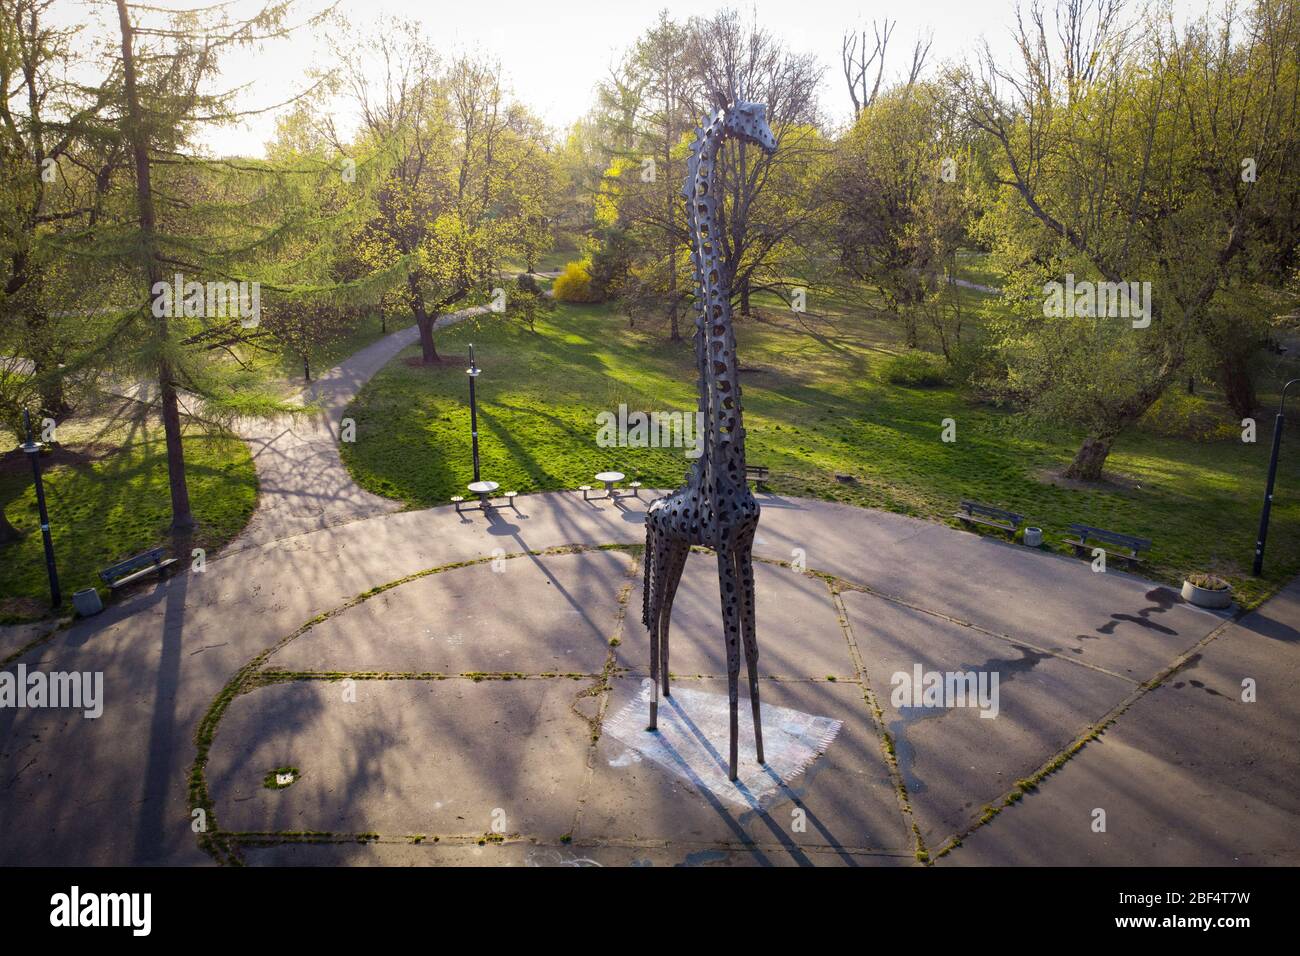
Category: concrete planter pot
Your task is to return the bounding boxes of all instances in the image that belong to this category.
[1022,527,1043,548]
[1181,578,1232,610]
[73,588,104,617]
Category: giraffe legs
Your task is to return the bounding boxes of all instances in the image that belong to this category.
[734,526,764,765]
[646,521,690,730]
[641,498,762,783]
[658,539,690,699]
[716,536,744,781]
[646,525,670,732]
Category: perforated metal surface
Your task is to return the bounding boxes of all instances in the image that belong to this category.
[642,102,778,781]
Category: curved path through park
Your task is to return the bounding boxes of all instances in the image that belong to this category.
[231,305,488,547]
[0,310,1296,866]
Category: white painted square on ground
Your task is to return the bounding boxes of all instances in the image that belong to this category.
[604,683,842,810]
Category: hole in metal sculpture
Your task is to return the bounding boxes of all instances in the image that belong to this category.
[643,100,781,783]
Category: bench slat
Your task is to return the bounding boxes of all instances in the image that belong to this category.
[1068,524,1151,552]
[107,558,178,590]
[100,547,169,584]
[958,500,1023,527]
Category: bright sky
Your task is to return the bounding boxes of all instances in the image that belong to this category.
[65,0,1210,157]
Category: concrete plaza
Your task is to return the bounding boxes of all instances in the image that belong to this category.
[3,488,1294,866]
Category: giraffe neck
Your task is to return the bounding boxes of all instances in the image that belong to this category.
[686,112,746,498]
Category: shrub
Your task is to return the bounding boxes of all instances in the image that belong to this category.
[510,288,554,333]
[553,259,599,303]
[880,350,950,388]
[586,227,633,298]
[1186,572,1229,591]
[945,338,1002,391]
[1140,387,1235,441]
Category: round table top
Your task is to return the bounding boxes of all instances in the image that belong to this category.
[595,471,625,483]
[467,480,499,493]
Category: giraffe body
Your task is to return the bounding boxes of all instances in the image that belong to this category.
[641,102,777,781]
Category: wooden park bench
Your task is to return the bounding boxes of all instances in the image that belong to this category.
[1064,524,1151,569]
[745,464,770,486]
[954,499,1023,537]
[99,547,177,591]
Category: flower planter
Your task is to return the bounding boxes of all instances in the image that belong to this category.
[1181,579,1232,609]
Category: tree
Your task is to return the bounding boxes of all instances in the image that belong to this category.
[0,0,135,544]
[95,0,346,529]
[261,297,351,383]
[114,0,195,526]
[830,81,970,348]
[334,22,549,364]
[684,8,827,318]
[510,274,554,334]
[956,0,1300,479]
[597,12,700,339]
[0,0,123,424]
[840,18,931,119]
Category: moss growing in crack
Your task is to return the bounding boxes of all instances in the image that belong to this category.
[191,541,862,867]
[460,671,529,682]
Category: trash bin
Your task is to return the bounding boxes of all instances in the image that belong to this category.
[1023,527,1043,548]
[73,588,103,617]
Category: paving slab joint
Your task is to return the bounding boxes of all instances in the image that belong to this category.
[827,579,930,864]
[933,602,1251,860]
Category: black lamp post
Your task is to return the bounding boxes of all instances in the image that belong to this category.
[20,409,61,606]
[1253,378,1300,577]
[466,343,481,483]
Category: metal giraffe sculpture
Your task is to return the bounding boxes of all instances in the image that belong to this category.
[642,101,778,781]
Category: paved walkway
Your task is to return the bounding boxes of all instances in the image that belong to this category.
[232,305,487,547]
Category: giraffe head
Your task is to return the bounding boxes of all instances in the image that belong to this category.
[723,101,777,154]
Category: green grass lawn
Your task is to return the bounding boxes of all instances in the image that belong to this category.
[500,250,575,275]
[0,414,257,622]
[340,298,1300,607]
[952,247,1004,290]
